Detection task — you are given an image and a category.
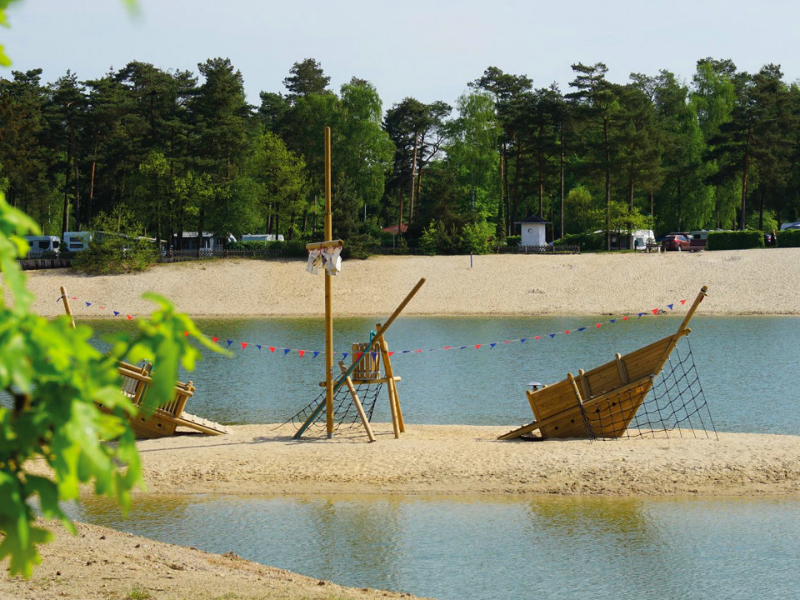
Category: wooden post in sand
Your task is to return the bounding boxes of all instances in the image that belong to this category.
[60,286,76,329]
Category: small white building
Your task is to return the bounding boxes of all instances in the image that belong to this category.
[516,214,550,247]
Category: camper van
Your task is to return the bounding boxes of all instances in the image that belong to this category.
[62,231,92,252]
[22,235,60,256]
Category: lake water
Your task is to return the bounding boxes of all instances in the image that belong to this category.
[36,315,800,599]
[90,314,800,435]
[70,493,800,600]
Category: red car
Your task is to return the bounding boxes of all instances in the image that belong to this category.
[661,234,692,251]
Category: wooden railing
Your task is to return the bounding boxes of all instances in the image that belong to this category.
[117,362,194,419]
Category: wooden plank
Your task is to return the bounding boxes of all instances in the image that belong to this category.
[616,353,629,384]
[176,412,230,436]
[498,375,653,440]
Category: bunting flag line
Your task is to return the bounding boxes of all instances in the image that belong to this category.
[58,291,690,360]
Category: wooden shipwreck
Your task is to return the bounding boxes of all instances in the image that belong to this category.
[117,362,229,439]
[59,286,229,439]
[499,286,708,441]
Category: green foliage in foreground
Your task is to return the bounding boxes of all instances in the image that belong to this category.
[776,229,800,247]
[706,230,764,250]
[0,193,226,577]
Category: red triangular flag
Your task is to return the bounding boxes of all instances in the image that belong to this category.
[596,323,602,328]
[388,351,394,357]
[269,347,276,353]
[241,342,248,349]
[126,315,133,320]
[623,316,628,321]
[680,299,686,305]
[652,308,658,315]
[444,345,452,349]
[212,337,219,343]
[298,350,305,357]
[184,331,189,337]
[565,330,570,335]
[475,344,482,349]
[534,336,541,340]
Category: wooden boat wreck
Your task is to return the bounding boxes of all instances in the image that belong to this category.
[499,286,708,441]
[117,362,229,439]
[58,286,229,439]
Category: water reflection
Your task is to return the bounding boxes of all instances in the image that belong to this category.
[67,494,800,600]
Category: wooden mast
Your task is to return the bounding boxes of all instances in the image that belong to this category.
[324,126,334,438]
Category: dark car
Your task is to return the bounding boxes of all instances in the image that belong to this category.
[661,234,691,251]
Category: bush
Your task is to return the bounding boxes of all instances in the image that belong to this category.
[342,233,379,259]
[554,232,605,252]
[505,235,521,248]
[459,221,494,254]
[776,229,800,247]
[226,239,309,258]
[73,237,158,275]
[706,230,764,250]
[72,209,159,275]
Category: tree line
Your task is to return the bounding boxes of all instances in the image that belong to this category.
[2,56,799,253]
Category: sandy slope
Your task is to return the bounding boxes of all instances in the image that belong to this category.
[24,248,800,319]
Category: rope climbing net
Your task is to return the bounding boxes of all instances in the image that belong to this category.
[586,336,718,440]
[284,379,384,433]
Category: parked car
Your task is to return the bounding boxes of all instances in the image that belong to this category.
[661,234,692,251]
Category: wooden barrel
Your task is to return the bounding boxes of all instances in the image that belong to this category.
[351,342,381,380]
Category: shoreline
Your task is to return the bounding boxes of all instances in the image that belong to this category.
[134,424,800,498]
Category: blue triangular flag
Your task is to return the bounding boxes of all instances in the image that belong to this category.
[403,350,411,353]
[113,311,120,316]
[638,312,644,318]
[610,319,616,324]
[490,343,496,349]
[668,304,674,310]
[371,352,377,361]
[549,333,556,339]
[460,346,467,350]
[256,345,262,350]
[578,327,586,332]
[226,340,233,347]
[313,351,320,358]
[85,302,91,307]
[521,338,526,343]
[283,348,291,356]
[342,352,348,360]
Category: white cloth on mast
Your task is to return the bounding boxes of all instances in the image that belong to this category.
[306,249,322,274]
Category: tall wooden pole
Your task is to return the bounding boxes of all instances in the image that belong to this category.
[324,127,334,438]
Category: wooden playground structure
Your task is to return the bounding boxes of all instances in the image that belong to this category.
[292,126,424,442]
[499,286,709,441]
[60,286,229,439]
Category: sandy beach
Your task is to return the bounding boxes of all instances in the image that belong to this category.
[24,248,800,318]
[5,250,800,599]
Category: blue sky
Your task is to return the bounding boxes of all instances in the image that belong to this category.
[4,0,800,111]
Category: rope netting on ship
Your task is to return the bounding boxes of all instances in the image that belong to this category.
[581,335,718,440]
[282,378,384,433]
